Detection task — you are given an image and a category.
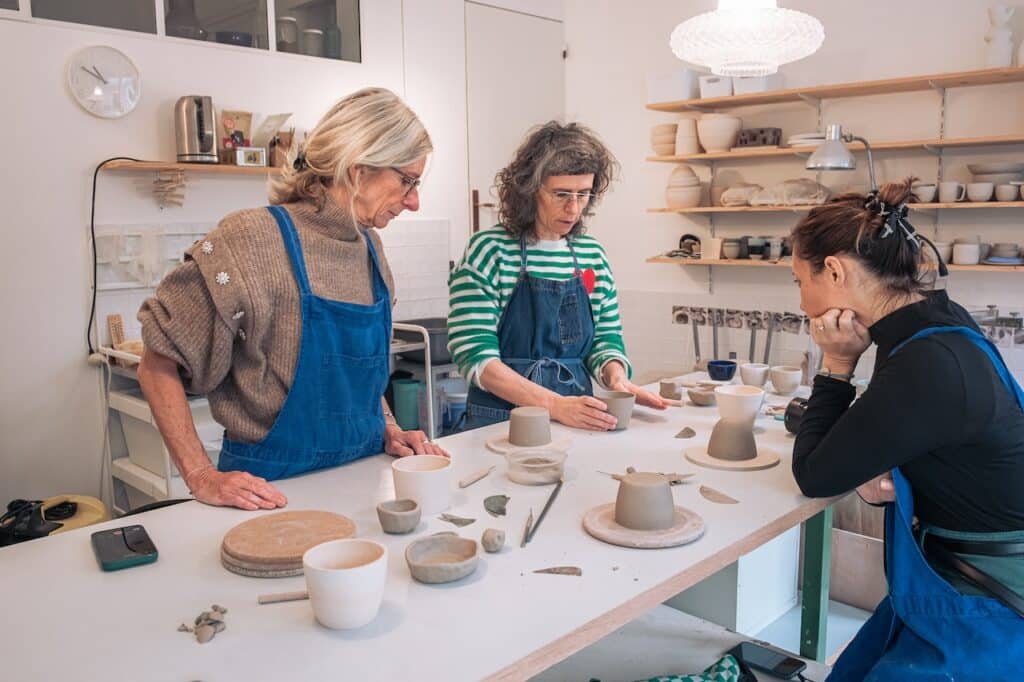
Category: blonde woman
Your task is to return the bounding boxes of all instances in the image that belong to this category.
[138,88,445,511]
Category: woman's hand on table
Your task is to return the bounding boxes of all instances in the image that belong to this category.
[186,467,288,511]
[550,395,618,431]
[602,360,669,410]
[384,424,450,458]
[856,471,895,506]
[810,308,871,373]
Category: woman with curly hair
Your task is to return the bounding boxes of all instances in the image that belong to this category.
[788,178,1024,679]
[447,122,666,431]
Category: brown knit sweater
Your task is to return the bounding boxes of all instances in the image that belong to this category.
[138,195,395,443]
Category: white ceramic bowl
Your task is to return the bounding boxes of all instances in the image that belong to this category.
[714,385,765,423]
[932,241,952,263]
[967,182,994,202]
[666,185,702,208]
[769,366,802,395]
[697,115,741,153]
[739,362,769,387]
[995,184,1020,202]
[667,164,698,182]
[303,539,388,630]
[967,162,1024,174]
[971,172,1024,185]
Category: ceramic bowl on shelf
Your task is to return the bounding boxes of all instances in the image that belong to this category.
[967,162,1024,175]
[666,185,702,208]
[652,143,676,156]
[995,184,1020,201]
[697,115,741,153]
[971,172,1024,184]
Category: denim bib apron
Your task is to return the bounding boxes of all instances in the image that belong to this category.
[217,206,389,480]
[464,238,595,429]
[828,326,1024,681]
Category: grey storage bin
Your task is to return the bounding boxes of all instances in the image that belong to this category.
[394,317,451,364]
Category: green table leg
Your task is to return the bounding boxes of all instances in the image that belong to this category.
[800,506,833,661]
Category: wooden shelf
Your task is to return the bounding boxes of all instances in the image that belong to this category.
[650,202,1024,215]
[646,256,1024,272]
[646,66,1024,112]
[102,160,278,176]
[909,201,1024,210]
[646,134,1024,164]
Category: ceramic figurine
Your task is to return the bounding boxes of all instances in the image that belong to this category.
[986,5,1014,68]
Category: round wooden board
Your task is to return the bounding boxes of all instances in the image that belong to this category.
[582,503,705,549]
[220,550,304,578]
[485,435,572,455]
[684,445,781,471]
[220,510,356,567]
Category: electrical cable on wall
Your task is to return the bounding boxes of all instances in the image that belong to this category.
[87,157,141,355]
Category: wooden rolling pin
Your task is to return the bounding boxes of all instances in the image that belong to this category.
[257,590,309,605]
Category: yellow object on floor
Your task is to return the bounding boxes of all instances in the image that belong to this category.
[43,495,109,533]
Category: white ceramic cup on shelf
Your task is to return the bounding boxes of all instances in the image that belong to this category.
[938,181,966,203]
[967,182,994,202]
[392,455,452,514]
[303,539,388,630]
[995,184,1019,202]
[952,242,981,265]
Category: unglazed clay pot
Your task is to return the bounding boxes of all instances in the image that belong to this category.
[508,406,551,446]
[405,535,478,584]
[376,499,421,534]
[613,471,675,531]
[601,391,636,430]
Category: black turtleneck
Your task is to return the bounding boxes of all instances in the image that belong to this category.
[792,290,1024,532]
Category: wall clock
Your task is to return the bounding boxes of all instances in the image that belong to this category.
[66,45,141,118]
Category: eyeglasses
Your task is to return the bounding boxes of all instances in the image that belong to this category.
[389,167,422,198]
[544,188,594,207]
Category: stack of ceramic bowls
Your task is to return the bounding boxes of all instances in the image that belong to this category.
[787,132,826,148]
[675,118,701,155]
[989,243,1021,263]
[696,114,742,153]
[967,162,1024,203]
[651,123,678,156]
[666,164,702,208]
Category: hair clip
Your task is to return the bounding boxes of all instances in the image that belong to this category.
[293,154,308,172]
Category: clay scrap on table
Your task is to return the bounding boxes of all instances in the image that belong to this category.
[534,566,583,576]
[439,513,476,528]
[700,485,739,504]
[484,494,510,518]
[675,427,697,439]
[179,604,228,644]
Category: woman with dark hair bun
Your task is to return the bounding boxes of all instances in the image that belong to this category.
[788,178,1024,679]
[447,121,666,431]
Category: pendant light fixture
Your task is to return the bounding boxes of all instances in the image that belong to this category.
[670,0,825,77]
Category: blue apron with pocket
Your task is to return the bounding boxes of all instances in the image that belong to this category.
[463,238,595,429]
[217,206,389,480]
[828,325,1024,680]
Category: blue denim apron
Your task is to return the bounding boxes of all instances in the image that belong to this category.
[828,326,1024,681]
[464,238,595,428]
[217,205,389,480]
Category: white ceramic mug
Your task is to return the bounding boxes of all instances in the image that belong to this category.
[303,539,388,630]
[739,362,769,387]
[769,365,802,396]
[938,182,966,203]
[967,182,994,203]
[392,455,452,514]
[995,184,1019,202]
[952,242,981,265]
[912,184,937,203]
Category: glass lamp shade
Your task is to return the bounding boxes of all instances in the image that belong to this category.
[670,0,824,77]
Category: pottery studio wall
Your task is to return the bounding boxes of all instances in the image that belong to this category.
[563,0,1024,383]
[0,0,479,504]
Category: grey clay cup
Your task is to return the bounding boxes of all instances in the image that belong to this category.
[405,534,479,584]
[377,499,421,534]
[688,387,717,406]
[602,391,636,430]
[508,406,552,447]
[614,472,675,531]
[481,528,505,553]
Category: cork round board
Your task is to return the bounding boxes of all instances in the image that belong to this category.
[220,510,355,576]
[582,503,705,549]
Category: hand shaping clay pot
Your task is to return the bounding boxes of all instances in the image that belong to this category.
[481,528,505,553]
[376,499,421,534]
[405,534,479,584]
[613,471,676,531]
[601,391,636,430]
[508,406,552,446]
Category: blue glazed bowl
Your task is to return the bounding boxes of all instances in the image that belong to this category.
[707,360,737,381]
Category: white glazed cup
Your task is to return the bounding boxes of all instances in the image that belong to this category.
[967,182,994,203]
[912,184,937,203]
[938,182,966,203]
[995,184,1019,202]
[952,243,981,265]
[769,365,802,395]
[303,539,387,630]
[739,362,769,387]
[392,455,452,514]
[714,385,765,424]
[932,241,952,264]
[702,237,724,260]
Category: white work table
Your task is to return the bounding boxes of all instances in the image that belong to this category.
[2,392,835,681]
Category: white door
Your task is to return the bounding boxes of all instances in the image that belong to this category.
[465,1,565,233]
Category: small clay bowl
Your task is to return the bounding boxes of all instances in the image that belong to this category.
[405,534,479,584]
[376,499,421,534]
[688,387,717,407]
[707,360,737,381]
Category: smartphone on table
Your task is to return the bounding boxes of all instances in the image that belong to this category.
[90,524,159,571]
[728,641,807,679]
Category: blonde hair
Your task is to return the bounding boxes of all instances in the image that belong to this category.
[269,87,432,207]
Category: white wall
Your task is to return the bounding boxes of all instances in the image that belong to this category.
[564,0,1024,382]
[0,1,473,504]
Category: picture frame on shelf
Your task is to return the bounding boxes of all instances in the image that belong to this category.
[236,147,267,167]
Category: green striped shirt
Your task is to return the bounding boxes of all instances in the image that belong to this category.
[447,228,631,387]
